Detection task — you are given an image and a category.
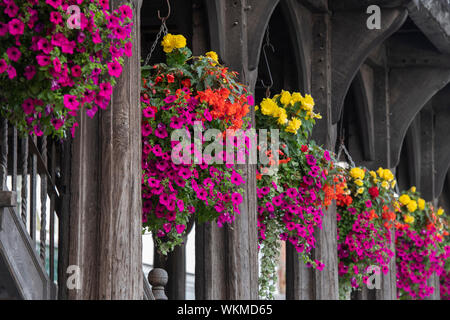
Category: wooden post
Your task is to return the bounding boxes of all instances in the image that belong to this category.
[153,243,186,300]
[310,12,339,300]
[65,0,142,299]
[195,0,258,300]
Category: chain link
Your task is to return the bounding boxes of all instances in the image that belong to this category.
[144,21,168,66]
[337,142,355,168]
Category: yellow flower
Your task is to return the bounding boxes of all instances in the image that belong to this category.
[407,200,417,213]
[350,167,365,180]
[369,171,377,179]
[260,98,278,116]
[376,167,384,178]
[381,181,389,189]
[382,169,394,182]
[357,187,364,194]
[404,214,415,224]
[205,51,219,65]
[373,178,379,184]
[291,92,303,104]
[285,117,302,134]
[161,33,186,53]
[399,194,411,205]
[280,90,292,106]
[301,94,314,111]
[391,180,396,188]
[277,109,288,125]
[394,201,401,212]
[314,112,322,119]
[437,207,444,216]
[410,186,416,193]
[354,179,363,187]
[418,198,425,210]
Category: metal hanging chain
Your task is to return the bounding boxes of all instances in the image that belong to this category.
[260,26,275,98]
[144,0,171,66]
[336,128,356,168]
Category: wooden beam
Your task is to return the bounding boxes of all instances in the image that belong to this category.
[66,0,142,299]
[311,12,339,300]
[432,86,450,198]
[331,7,407,124]
[196,0,258,300]
[388,67,450,168]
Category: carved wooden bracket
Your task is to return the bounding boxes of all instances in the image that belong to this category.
[331,8,407,124]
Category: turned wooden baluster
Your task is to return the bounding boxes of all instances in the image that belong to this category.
[40,136,47,262]
[148,268,168,300]
[0,119,7,190]
[21,136,28,225]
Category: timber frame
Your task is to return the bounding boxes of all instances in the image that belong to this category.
[1,0,450,300]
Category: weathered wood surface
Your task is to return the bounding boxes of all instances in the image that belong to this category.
[148,268,168,300]
[195,0,259,300]
[66,0,142,300]
[388,67,450,168]
[310,12,339,300]
[154,243,186,299]
[331,7,407,123]
[0,206,50,299]
[0,191,17,208]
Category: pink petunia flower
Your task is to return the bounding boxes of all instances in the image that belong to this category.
[8,18,24,36]
[51,118,64,131]
[50,11,63,25]
[5,2,19,18]
[71,65,82,77]
[37,38,54,54]
[45,0,62,9]
[0,59,6,73]
[23,65,36,80]
[99,82,112,97]
[107,60,122,78]
[0,23,7,36]
[6,65,16,79]
[6,47,21,62]
[63,95,80,111]
[36,55,51,66]
[125,42,133,57]
[119,5,133,19]
[175,225,186,234]
[22,98,35,115]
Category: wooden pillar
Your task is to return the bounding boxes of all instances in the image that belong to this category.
[65,0,142,299]
[153,241,187,300]
[419,104,435,201]
[195,0,258,299]
[311,11,339,300]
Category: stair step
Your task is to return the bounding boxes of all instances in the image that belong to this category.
[0,206,50,299]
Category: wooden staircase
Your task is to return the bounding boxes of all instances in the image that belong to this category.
[0,192,50,299]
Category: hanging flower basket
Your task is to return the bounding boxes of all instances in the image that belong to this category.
[0,0,133,137]
[336,166,396,297]
[254,90,336,299]
[395,187,450,299]
[141,34,253,254]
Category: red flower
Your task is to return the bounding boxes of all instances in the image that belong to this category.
[301,145,308,153]
[369,186,379,199]
[167,74,175,83]
[181,78,191,88]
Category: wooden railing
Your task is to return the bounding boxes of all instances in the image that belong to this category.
[0,117,62,298]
